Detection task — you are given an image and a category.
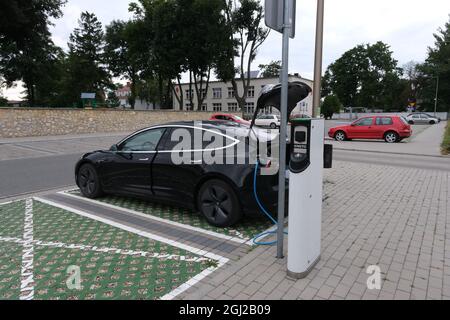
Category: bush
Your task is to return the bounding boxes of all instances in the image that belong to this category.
[442,124,450,155]
[321,95,342,119]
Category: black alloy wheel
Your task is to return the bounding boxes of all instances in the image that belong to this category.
[197,179,242,228]
[78,164,103,198]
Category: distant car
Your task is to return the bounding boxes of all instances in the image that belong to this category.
[209,113,250,126]
[328,116,412,143]
[290,114,312,121]
[406,113,441,125]
[255,114,281,129]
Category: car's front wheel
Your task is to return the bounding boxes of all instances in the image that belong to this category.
[334,131,347,142]
[429,120,436,125]
[197,179,242,228]
[270,123,277,129]
[384,131,399,143]
[77,163,104,199]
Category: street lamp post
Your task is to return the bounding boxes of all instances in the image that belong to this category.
[434,75,439,117]
[312,0,325,118]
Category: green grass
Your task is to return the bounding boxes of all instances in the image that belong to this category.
[442,123,450,155]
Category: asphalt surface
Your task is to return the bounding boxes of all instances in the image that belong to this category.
[0,124,449,201]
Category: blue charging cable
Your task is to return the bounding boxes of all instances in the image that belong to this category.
[252,161,288,246]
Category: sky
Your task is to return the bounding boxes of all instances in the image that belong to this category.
[3,0,450,100]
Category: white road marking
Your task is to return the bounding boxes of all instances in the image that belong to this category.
[20,199,34,301]
[34,197,229,300]
[0,237,209,263]
[59,191,250,244]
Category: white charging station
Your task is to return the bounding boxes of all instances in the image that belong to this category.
[287,118,325,279]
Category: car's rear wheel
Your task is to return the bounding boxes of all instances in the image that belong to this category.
[334,131,347,142]
[270,123,277,129]
[197,179,242,228]
[78,163,103,199]
[384,131,399,143]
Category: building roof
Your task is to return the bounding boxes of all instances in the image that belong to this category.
[174,74,313,86]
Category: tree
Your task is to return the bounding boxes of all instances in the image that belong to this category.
[0,0,67,107]
[65,12,111,106]
[259,60,281,78]
[321,95,342,119]
[416,16,450,113]
[217,0,270,113]
[104,20,142,109]
[106,90,121,108]
[322,42,402,111]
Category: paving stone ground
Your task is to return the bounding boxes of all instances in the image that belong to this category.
[178,161,450,300]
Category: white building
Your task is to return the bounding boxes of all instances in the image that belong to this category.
[115,83,160,110]
[172,74,314,117]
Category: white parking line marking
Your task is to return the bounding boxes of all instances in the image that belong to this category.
[59,191,250,244]
[20,199,34,301]
[34,197,229,300]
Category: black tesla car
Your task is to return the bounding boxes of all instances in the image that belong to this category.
[75,121,283,227]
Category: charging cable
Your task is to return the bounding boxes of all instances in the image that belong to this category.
[252,161,288,246]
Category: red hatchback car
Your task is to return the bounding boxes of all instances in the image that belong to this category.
[209,113,250,126]
[328,116,412,143]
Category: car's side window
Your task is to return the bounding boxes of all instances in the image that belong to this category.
[120,128,166,152]
[355,118,373,126]
[376,117,393,125]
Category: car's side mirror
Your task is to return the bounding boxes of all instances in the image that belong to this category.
[110,144,119,151]
[295,131,307,143]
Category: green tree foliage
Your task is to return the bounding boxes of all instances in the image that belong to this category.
[106,90,121,108]
[417,16,450,113]
[259,60,281,78]
[321,95,342,119]
[217,0,270,113]
[104,20,143,109]
[322,42,403,111]
[0,0,67,107]
[65,12,111,106]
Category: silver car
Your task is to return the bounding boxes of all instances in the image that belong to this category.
[406,113,440,125]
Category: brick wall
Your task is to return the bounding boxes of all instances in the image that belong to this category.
[0,108,233,138]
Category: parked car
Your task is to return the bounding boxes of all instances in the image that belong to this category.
[328,116,412,143]
[209,113,250,126]
[255,114,281,129]
[75,121,282,228]
[290,114,312,121]
[406,113,441,125]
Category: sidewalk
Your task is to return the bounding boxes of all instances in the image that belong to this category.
[178,161,450,300]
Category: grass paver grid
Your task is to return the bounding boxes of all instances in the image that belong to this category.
[0,200,215,300]
[69,190,273,240]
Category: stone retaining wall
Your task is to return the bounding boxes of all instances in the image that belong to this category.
[0,108,231,138]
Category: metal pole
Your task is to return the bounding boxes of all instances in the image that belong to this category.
[276,0,291,259]
[312,0,325,118]
[434,75,439,117]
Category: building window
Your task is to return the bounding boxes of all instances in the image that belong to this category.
[212,88,222,99]
[228,103,238,112]
[247,86,255,98]
[245,102,255,114]
[185,103,194,110]
[186,89,194,100]
[201,104,207,111]
[228,87,235,99]
[213,103,222,112]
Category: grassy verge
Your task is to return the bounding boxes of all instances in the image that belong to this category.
[442,123,450,155]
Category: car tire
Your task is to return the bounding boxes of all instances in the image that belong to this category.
[270,123,277,129]
[429,120,436,125]
[384,131,399,143]
[197,179,242,228]
[77,163,104,199]
[334,131,347,142]
[408,120,414,125]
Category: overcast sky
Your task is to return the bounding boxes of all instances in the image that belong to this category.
[3,0,450,100]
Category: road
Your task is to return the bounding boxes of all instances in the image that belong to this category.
[0,124,449,201]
